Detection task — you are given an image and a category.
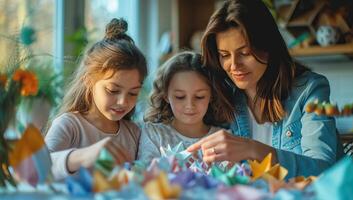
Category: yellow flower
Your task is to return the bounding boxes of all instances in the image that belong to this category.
[0,74,7,88]
[12,69,38,96]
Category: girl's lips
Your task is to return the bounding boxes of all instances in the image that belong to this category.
[183,113,197,117]
[111,108,125,114]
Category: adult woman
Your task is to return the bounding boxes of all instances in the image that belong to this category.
[187,0,343,178]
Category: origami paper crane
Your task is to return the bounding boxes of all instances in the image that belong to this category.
[93,170,119,192]
[94,148,115,176]
[170,170,219,189]
[9,124,52,186]
[248,153,288,181]
[210,165,250,186]
[264,175,316,194]
[160,142,193,162]
[66,167,93,196]
[144,172,181,200]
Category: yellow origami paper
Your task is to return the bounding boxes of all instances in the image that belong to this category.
[144,172,181,200]
[9,124,44,167]
[93,170,119,192]
[267,175,316,193]
[248,153,272,180]
[289,176,316,190]
[93,168,134,192]
[248,153,288,181]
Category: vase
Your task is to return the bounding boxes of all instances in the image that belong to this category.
[0,104,17,187]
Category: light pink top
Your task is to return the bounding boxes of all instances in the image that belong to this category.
[45,112,140,180]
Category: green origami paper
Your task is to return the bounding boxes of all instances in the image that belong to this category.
[210,165,250,186]
[94,148,115,176]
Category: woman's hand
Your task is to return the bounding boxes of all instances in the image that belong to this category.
[68,137,131,173]
[187,129,277,164]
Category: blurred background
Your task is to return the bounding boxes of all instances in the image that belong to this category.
[0,0,352,136]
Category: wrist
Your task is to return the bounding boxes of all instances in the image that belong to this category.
[248,140,277,164]
[67,148,84,173]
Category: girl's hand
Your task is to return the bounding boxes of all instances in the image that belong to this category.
[68,137,131,172]
[187,129,277,164]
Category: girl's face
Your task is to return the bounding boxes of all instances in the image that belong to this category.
[166,71,211,126]
[216,27,268,94]
[91,69,141,122]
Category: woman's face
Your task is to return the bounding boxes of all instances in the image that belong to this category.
[216,28,268,93]
[166,71,211,127]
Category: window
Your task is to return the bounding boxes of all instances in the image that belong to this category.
[0,0,54,66]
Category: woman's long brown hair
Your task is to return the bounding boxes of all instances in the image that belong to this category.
[201,0,309,122]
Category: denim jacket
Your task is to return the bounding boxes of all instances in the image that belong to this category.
[228,71,343,179]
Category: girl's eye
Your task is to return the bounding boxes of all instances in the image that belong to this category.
[129,92,138,97]
[175,96,185,100]
[195,96,205,100]
[106,88,119,94]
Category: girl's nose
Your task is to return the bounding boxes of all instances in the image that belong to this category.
[116,94,128,106]
[185,98,195,109]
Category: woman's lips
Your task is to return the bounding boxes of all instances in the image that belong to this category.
[232,72,250,80]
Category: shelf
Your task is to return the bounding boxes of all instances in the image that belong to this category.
[172,0,216,51]
[289,43,353,57]
[340,133,353,144]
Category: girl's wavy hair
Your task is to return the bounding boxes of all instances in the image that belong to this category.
[144,51,234,125]
[52,18,147,125]
[201,0,309,122]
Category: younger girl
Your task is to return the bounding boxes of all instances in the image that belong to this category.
[137,51,234,165]
[45,18,148,180]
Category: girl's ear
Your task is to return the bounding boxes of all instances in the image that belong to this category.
[164,95,169,103]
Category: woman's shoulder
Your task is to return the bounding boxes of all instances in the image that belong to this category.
[291,71,330,97]
[295,71,329,87]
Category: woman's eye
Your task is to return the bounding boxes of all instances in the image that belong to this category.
[219,54,229,58]
[195,96,205,99]
[240,51,250,56]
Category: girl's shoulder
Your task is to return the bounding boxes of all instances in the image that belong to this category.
[209,125,232,135]
[47,112,84,138]
[119,119,141,137]
[120,119,140,130]
[142,122,172,135]
[52,112,82,127]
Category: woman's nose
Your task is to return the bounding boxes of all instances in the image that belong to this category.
[230,54,239,71]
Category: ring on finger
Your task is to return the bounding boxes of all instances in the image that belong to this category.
[211,147,217,155]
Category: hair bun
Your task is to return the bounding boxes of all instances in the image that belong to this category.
[105,18,128,40]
